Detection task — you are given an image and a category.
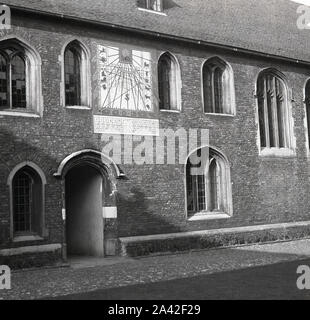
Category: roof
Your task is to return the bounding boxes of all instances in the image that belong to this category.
[3,0,310,62]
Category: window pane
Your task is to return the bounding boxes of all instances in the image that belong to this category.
[11,55,26,109]
[203,61,225,114]
[214,67,224,113]
[158,55,171,110]
[186,149,206,214]
[257,77,266,148]
[197,174,206,211]
[65,48,81,106]
[13,171,32,233]
[276,78,285,148]
[203,64,213,113]
[0,53,8,108]
[150,0,161,11]
[140,0,162,11]
[209,159,219,211]
[258,72,289,149]
[266,75,275,147]
[186,163,195,212]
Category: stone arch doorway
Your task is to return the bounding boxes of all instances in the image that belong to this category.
[54,149,125,259]
[65,164,104,257]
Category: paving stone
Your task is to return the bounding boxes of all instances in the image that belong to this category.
[1,239,310,300]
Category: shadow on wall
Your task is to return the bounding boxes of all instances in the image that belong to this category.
[117,185,183,237]
[0,127,99,247]
[0,128,183,242]
[0,128,61,245]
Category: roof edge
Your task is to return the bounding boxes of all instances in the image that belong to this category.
[5,3,310,67]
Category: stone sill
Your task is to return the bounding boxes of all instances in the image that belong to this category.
[0,243,61,257]
[204,112,235,117]
[188,212,231,221]
[13,235,44,243]
[0,111,41,118]
[159,109,181,113]
[65,106,91,110]
[259,147,296,158]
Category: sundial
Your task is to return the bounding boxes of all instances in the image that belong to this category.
[98,45,154,111]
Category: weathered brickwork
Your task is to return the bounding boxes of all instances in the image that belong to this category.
[1,12,310,266]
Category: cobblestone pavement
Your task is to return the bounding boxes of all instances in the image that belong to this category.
[1,239,310,300]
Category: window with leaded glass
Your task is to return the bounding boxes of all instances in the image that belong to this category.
[158,52,181,111]
[0,53,8,108]
[0,48,26,109]
[186,147,232,218]
[65,46,81,106]
[63,40,90,108]
[257,69,291,149]
[202,57,234,115]
[12,166,43,236]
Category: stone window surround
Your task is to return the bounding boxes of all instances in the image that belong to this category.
[255,68,296,158]
[158,51,182,112]
[201,56,236,116]
[0,36,43,117]
[185,146,233,221]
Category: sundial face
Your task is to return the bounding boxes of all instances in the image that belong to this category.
[99,45,153,111]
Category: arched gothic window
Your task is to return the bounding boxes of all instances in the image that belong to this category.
[186,147,232,217]
[64,40,90,107]
[11,165,44,236]
[158,52,181,111]
[0,47,26,108]
[202,57,235,114]
[257,69,292,149]
[0,38,42,114]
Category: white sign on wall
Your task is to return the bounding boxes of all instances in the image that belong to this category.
[94,115,159,136]
[98,45,153,111]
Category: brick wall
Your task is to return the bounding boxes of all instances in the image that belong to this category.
[0,13,310,253]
